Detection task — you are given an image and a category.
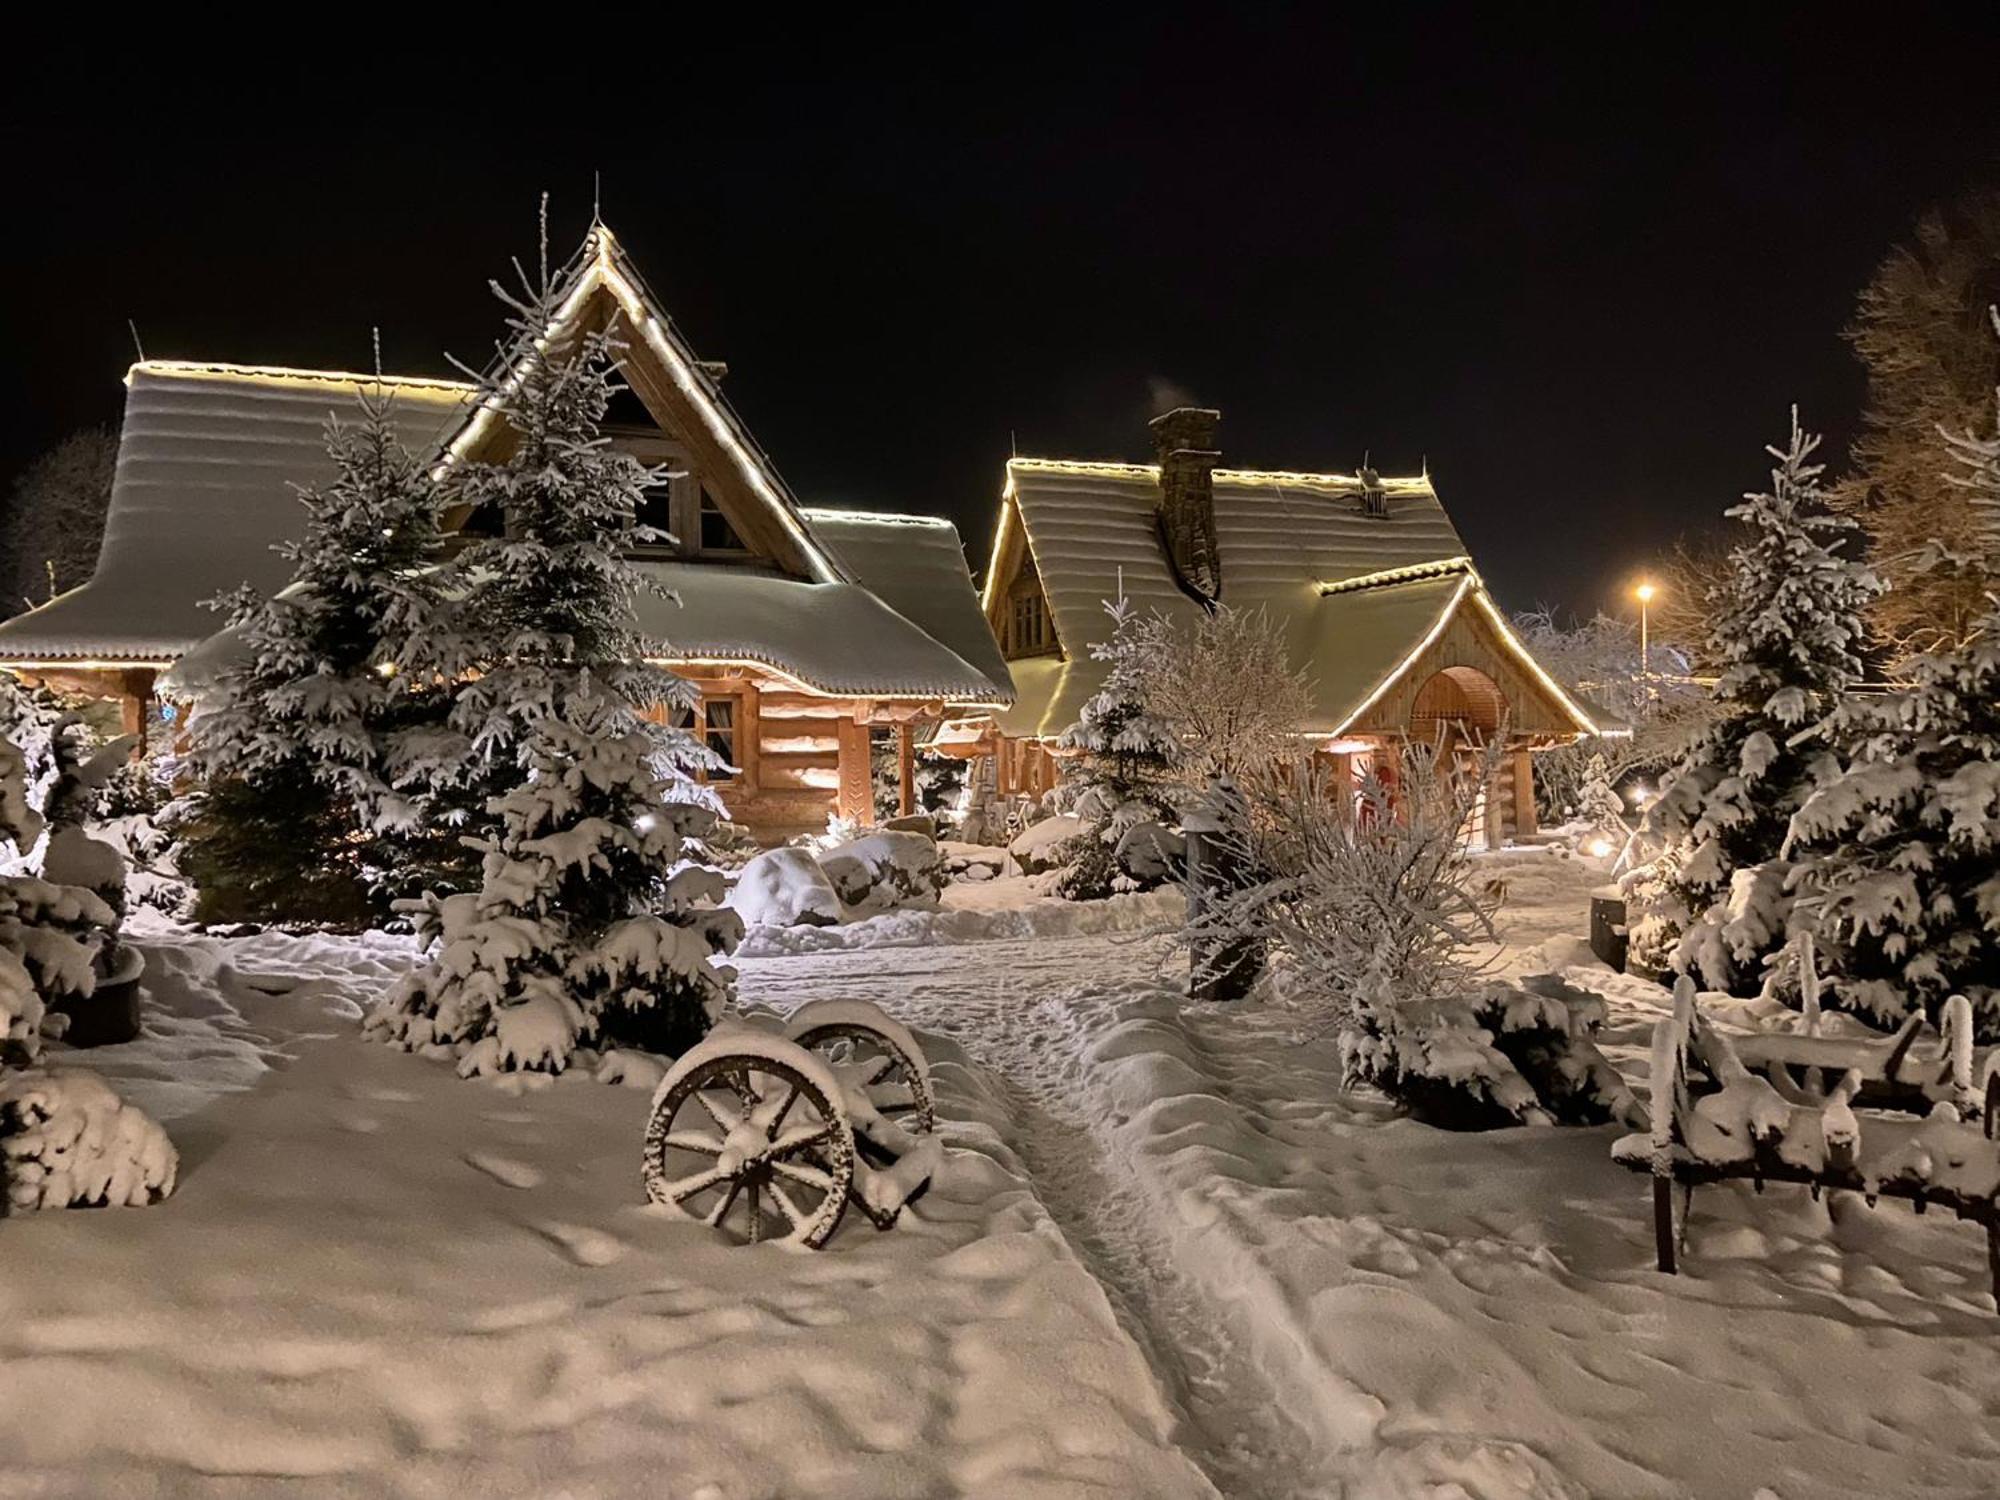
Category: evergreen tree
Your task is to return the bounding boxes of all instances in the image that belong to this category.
[1631,410,1881,992]
[1831,189,2000,654]
[368,215,737,1074]
[177,362,467,926]
[1788,316,2000,1037]
[1055,594,1183,899]
[1574,752,1628,850]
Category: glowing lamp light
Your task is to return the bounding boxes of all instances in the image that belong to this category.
[635,812,658,834]
[375,661,398,679]
[1634,581,1658,603]
[1627,784,1651,808]
[1585,836,1614,859]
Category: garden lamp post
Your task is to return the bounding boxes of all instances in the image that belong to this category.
[1635,581,1657,702]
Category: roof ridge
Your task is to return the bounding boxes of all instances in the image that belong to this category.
[1316,556,1476,596]
[129,360,475,395]
[802,506,956,529]
[1006,455,1431,488]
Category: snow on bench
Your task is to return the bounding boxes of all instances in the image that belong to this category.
[1612,979,2000,1308]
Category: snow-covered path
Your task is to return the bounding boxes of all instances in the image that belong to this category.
[741,936,1336,1498]
[739,858,2000,1500]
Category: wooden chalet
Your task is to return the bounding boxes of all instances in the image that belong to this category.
[964,407,1614,846]
[0,226,1012,843]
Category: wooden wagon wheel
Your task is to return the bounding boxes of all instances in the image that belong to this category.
[784,1007,937,1162]
[643,1048,855,1249]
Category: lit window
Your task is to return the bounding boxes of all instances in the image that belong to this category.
[699,488,746,552]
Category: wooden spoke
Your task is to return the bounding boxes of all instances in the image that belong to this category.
[771,1122,834,1158]
[694,1088,740,1134]
[764,1084,803,1140]
[662,1130,725,1155]
[705,1180,743,1228]
[666,1166,730,1206]
[772,1158,836,1194]
[769,1180,809,1229]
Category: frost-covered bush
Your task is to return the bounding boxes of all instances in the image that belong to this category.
[1206,742,1630,1127]
[729,847,844,928]
[1632,411,1881,992]
[1573,752,1629,852]
[1338,975,1638,1129]
[818,830,944,912]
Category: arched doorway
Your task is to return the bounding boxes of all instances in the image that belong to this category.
[1408,666,1508,849]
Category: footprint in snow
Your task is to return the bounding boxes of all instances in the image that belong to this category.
[537,1222,627,1267]
[464,1152,543,1189]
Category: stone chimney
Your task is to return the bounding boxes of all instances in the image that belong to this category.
[1149,406,1222,602]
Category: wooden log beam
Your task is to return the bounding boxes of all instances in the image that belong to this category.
[835,718,872,824]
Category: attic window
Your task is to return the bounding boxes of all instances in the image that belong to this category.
[636,481,675,543]
[698,488,746,552]
[1007,590,1053,658]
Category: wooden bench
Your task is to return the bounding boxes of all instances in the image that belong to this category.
[1613,979,2000,1309]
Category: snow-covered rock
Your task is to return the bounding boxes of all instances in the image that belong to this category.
[817,831,943,913]
[1007,812,1085,876]
[728,848,843,928]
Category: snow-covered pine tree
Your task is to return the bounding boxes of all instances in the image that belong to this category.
[177,356,467,925]
[1575,752,1628,851]
[1055,594,1184,899]
[1630,409,1881,992]
[1787,315,2000,1036]
[368,213,738,1075]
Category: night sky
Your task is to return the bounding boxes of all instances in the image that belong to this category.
[6,10,1998,619]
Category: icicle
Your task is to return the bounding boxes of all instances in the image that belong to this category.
[1798,931,1821,1038]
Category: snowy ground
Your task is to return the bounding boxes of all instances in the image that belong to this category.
[5,856,2000,1498]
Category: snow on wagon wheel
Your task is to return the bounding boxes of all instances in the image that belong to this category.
[784,999,938,1154]
[644,1034,856,1249]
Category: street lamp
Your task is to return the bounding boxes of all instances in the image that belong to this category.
[1634,581,1658,703]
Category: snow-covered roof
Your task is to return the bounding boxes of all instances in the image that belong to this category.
[0,364,472,667]
[634,562,1009,702]
[992,460,1601,739]
[15,361,1010,706]
[804,509,1013,695]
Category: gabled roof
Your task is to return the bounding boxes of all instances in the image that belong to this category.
[450,224,848,585]
[990,459,1604,740]
[0,226,1012,706]
[0,364,471,666]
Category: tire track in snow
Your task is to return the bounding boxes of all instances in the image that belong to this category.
[738,937,1337,1500]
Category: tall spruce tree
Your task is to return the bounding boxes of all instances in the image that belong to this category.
[1630,410,1881,992]
[368,214,737,1075]
[178,363,463,926]
[1788,315,2000,1037]
[1055,594,1183,899]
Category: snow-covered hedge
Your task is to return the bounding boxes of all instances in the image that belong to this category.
[1,1067,179,1210]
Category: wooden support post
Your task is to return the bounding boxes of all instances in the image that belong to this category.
[1512,750,1537,839]
[896,721,915,818]
[119,669,154,757]
[835,718,873,825]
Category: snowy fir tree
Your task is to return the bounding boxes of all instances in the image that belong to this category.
[177,360,469,926]
[1630,410,1882,992]
[1055,594,1183,899]
[1574,752,1628,851]
[368,213,738,1075]
[1787,320,2000,1037]
[0,733,177,1210]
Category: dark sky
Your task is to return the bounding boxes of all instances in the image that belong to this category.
[6,10,1998,619]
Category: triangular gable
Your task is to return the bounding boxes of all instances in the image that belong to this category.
[442,224,847,585]
[1319,562,1609,739]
